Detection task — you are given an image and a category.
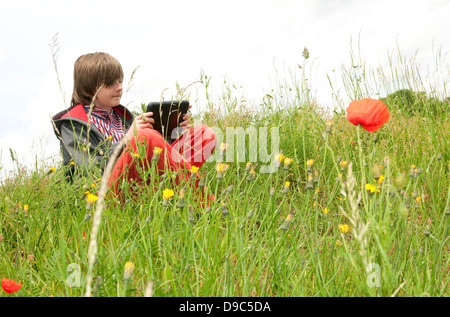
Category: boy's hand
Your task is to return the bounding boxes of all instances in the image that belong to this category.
[135,112,155,130]
[179,105,193,130]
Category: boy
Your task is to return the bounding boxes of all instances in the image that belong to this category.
[51,52,216,200]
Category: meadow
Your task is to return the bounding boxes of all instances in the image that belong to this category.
[0,45,449,297]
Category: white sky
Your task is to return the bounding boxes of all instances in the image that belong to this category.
[1,0,449,177]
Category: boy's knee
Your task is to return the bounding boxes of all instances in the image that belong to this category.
[136,129,165,148]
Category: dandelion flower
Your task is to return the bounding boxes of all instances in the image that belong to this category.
[162,188,174,200]
[415,196,421,204]
[24,204,29,212]
[86,193,99,204]
[133,153,140,158]
[336,240,342,246]
[219,142,229,151]
[339,224,351,234]
[152,147,163,163]
[123,262,135,282]
[275,152,285,163]
[283,157,294,170]
[215,163,229,179]
[339,160,348,171]
[322,207,330,214]
[48,166,56,174]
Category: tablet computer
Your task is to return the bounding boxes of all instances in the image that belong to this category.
[146,100,189,142]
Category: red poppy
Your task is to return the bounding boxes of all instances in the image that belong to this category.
[2,278,23,293]
[346,98,389,133]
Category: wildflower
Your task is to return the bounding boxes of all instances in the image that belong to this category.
[306,159,314,171]
[322,207,330,214]
[336,240,342,246]
[349,140,357,146]
[48,166,56,174]
[313,201,318,207]
[246,165,256,182]
[221,201,229,218]
[190,165,199,179]
[339,160,348,171]
[375,174,385,184]
[1,278,22,293]
[409,165,418,178]
[313,170,319,184]
[245,162,253,172]
[152,147,163,163]
[365,183,380,194]
[283,157,294,170]
[275,152,285,168]
[188,206,195,223]
[133,153,140,159]
[70,161,76,166]
[415,196,421,206]
[162,188,174,201]
[346,98,390,133]
[23,204,29,212]
[282,181,290,194]
[339,224,352,234]
[123,262,135,282]
[86,193,99,204]
[306,173,314,190]
[281,214,293,231]
[177,188,186,209]
[215,163,229,179]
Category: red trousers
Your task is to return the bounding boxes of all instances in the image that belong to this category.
[107,124,216,202]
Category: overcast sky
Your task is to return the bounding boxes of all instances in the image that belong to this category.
[1,0,449,177]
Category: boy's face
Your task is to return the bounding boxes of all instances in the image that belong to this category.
[94,79,123,111]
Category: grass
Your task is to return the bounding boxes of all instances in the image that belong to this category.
[0,43,450,297]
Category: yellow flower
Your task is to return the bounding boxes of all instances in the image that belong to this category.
[133,153,140,158]
[24,204,29,212]
[284,181,290,188]
[162,188,174,200]
[339,224,351,234]
[322,207,330,214]
[375,174,385,184]
[153,147,163,156]
[70,161,76,166]
[215,163,229,174]
[123,262,135,281]
[336,240,342,246]
[285,214,292,222]
[190,166,199,174]
[284,157,293,165]
[415,196,421,204]
[313,201,318,207]
[326,120,334,127]
[339,160,348,169]
[275,153,285,163]
[49,166,56,173]
[306,159,314,167]
[365,183,380,194]
[86,193,99,204]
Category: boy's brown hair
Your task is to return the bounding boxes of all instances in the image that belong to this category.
[71,52,124,107]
